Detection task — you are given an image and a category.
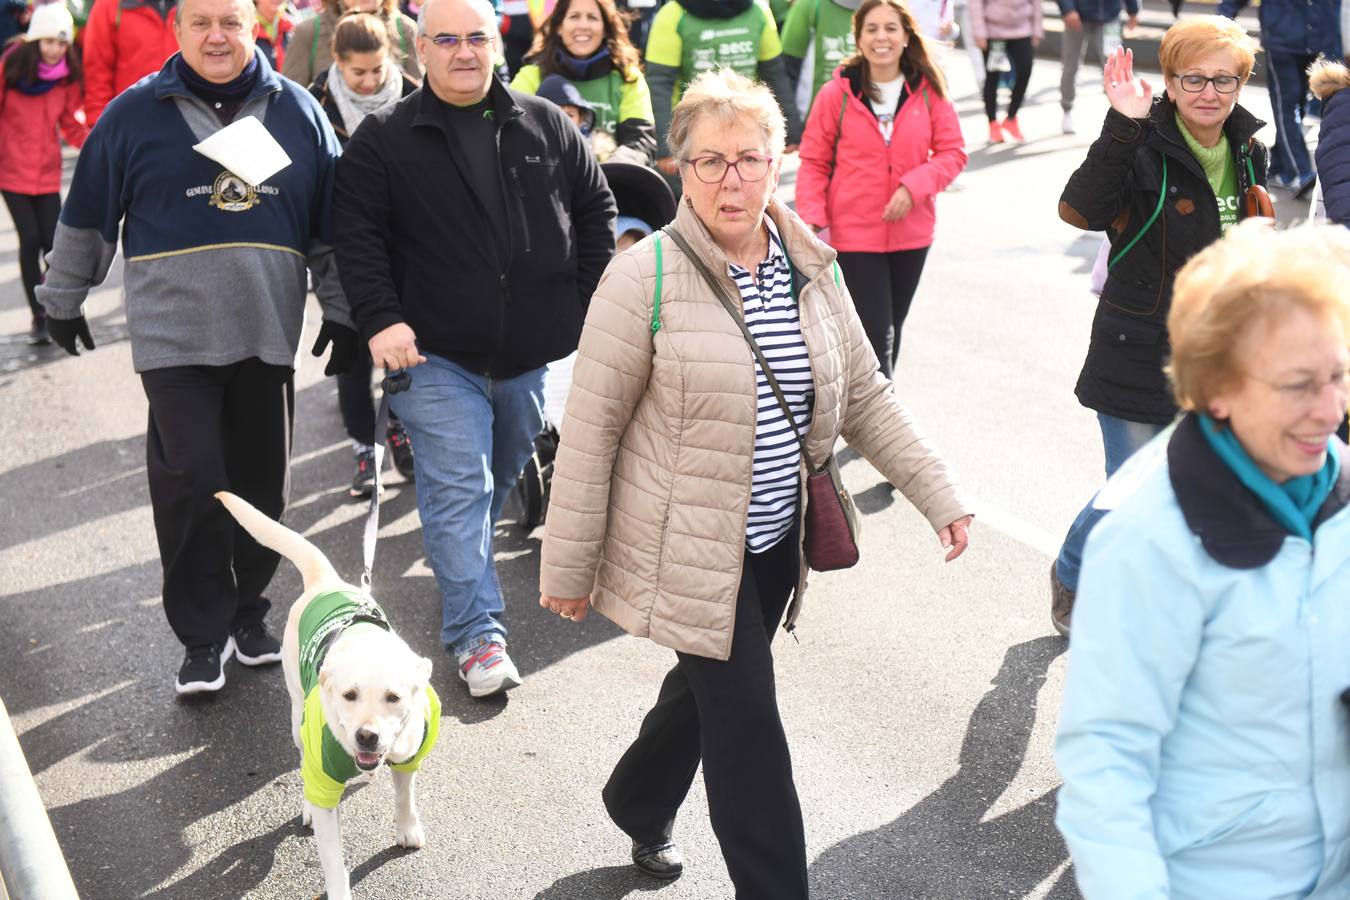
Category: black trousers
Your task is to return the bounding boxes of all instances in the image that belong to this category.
[836,247,930,378]
[1,190,60,318]
[140,359,294,649]
[603,533,808,899]
[981,36,1034,122]
[336,347,402,447]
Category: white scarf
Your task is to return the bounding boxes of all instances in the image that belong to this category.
[326,60,403,136]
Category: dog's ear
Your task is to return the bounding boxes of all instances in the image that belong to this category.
[414,655,432,687]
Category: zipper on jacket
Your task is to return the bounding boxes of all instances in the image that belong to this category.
[507,166,534,254]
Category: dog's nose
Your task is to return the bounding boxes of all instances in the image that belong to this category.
[355,728,379,750]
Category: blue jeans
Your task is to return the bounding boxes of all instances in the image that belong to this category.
[1265,51,1316,182]
[390,355,546,655]
[1054,413,1168,591]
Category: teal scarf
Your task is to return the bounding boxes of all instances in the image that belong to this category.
[1198,414,1341,540]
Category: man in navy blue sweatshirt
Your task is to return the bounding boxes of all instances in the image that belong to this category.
[1058,0,1138,134]
[38,0,357,697]
[1220,0,1341,197]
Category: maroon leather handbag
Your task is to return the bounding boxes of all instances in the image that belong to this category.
[661,226,861,571]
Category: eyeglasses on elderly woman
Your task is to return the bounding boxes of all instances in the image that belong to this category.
[1244,366,1350,408]
[1175,73,1241,93]
[682,154,775,184]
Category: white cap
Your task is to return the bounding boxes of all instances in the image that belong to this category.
[25,3,76,42]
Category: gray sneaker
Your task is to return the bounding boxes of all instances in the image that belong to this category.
[456,641,522,698]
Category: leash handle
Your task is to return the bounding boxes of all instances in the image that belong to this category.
[361,369,411,592]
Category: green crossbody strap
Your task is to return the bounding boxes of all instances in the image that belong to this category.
[832,260,840,287]
[651,234,663,335]
[1108,155,1167,271]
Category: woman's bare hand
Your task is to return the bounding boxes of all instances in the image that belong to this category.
[540,594,591,622]
[938,515,974,562]
[1103,47,1153,120]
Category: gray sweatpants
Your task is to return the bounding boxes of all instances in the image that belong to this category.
[1060,20,1106,112]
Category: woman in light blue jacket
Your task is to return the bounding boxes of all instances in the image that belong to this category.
[1055,220,1350,899]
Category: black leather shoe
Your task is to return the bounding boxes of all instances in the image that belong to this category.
[632,839,683,880]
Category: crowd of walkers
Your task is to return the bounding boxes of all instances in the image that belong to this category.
[8,0,1350,894]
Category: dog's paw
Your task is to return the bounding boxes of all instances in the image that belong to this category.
[395,819,426,850]
[301,803,313,830]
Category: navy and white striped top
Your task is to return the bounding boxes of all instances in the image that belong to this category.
[727,220,815,553]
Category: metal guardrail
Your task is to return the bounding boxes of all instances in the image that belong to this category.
[0,698,78,900]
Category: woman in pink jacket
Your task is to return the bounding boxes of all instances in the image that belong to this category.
[0,3,88,345]
[968,0,1042,143]
[796,0,966,376]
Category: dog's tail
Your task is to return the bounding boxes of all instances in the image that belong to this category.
[214,491,339,592]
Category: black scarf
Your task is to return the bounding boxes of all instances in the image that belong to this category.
[177,54,260,124]
[554,46,614,82]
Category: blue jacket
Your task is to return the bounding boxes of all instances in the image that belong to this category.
[1056,415,1350,899]
[37,50,351,372]
[1313,60,1350,227]
[1056,0,1137,22]
[1218,0,1341,58]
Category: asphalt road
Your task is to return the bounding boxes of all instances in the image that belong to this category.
[0,47,1311,900]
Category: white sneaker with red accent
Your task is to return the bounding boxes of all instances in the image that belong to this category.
[456,641,522,698]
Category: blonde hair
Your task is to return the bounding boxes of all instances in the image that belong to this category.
[1158,15,1259,82]
[1167,220,1350,412]
[667,68,786,163]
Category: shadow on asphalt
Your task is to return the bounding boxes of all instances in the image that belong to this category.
[532,864,672,899]
[807,635,1077,898]
[2,372,641,897]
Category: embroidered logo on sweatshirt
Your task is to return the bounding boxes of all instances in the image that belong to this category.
[208,172,261,212]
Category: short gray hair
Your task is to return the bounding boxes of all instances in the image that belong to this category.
[416,0,498,35]
[667,68,786,163]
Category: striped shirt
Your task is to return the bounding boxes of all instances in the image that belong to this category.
[728,220,814,553]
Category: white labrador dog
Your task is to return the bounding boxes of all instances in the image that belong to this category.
[215,491,439,900]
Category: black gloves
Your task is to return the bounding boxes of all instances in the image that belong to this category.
[47,316,95,356]
[311,321,360,376]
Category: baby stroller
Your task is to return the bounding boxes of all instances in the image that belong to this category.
[514,161,678,529]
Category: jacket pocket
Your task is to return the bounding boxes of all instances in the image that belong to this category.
[1087,308,1168,390]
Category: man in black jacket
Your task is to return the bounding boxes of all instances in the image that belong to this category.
[333,0,615,698]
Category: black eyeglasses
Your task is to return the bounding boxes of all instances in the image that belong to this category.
[1176,74,1241,94]
[682,154,774,184]
[427,31,494,49]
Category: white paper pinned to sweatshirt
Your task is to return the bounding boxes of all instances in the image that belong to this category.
[192,116,292,187]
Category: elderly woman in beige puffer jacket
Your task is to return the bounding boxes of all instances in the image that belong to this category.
[538,68,973,898]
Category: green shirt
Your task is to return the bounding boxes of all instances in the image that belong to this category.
[780,0,856,109]
[1177,114,1239,233]
[511,64,655,137]
[646,0,781,104]
[295,589,442,809]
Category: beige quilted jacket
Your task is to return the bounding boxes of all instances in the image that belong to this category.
[539,198,972,660]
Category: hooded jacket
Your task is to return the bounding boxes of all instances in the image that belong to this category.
[796,66,966,253]
[333,77,617,378]
[0,57,89,195]
[80,0,179,125]
[1312,60,1350,228]
[539,198,971,661]
[511,57,657,165]
[1058,99,1268,424]
[643,0,802,157]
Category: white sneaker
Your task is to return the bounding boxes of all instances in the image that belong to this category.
[1062,110,1076,134]
[456,641,522,698]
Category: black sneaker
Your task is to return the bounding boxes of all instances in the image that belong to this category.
[349,448,377,498]
[387,422,415,481]
[175,639,233,695]
[28,316,49,346]
[632,839,684,880]
[231,622,282,666]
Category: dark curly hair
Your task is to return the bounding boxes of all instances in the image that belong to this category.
[2,36,82,89]
[527,0,642,84]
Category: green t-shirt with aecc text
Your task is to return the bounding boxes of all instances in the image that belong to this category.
[1177,114,1239,233]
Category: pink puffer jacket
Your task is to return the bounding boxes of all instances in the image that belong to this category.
[796,69,966,253]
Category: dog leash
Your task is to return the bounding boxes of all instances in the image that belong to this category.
[361,369,411,595]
